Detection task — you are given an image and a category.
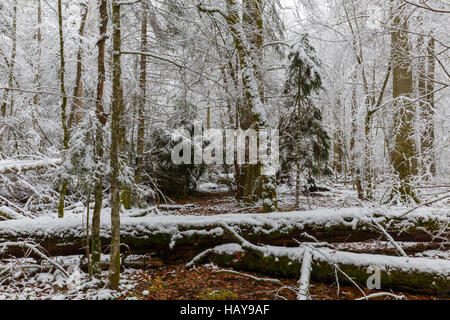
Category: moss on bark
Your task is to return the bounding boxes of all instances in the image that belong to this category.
[206,250,449,295]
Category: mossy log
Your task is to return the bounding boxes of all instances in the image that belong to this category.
[0,208,447,259]
[200,243,450,295]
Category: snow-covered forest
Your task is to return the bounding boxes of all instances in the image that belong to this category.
[0,0,449,301]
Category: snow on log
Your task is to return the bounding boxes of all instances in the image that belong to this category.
[0,207,447,257]
[0,158,61,175]
[200,243,450,294]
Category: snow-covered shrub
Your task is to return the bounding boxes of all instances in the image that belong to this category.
[145,123,208,199]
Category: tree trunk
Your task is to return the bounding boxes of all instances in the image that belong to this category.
[364,111,373,199]
[57,0,70,218]
[422,37,435,175]
[1,0,17,117]
[108,0,123,290]
[295,160,301,208]
[135,2,148,197]
[240,0,267,207]
[91,0,109,279]
[1,211,445,258]
[68,3,89,129]
[33,0,42,106]
[390,1,418,203]
[206,0,277,212]
[350,72,364,200]
[332,130,343,175]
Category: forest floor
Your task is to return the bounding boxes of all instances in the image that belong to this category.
[158,181,364,215]
[158,180,449,216]
[0,261,445,300]
[123,264,444,300]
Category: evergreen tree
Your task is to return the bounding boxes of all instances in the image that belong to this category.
[280,35,331,196]
[147,125,207,199]
[144,101,208,200]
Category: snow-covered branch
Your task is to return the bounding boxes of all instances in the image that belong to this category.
[214,269,283,285]
[0,158,61,175]
[297,247,312,300]
[0,242,70,278]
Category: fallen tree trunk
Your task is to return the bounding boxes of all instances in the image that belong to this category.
[1,212,448,295]
[79,255,165,272]
[196,243,450,295]
[185,223,450,295]
[0,158,61,175]
[0,208,448,258]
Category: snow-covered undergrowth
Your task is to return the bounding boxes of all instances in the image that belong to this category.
[0,261,137,300]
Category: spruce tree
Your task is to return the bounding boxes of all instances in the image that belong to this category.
[280,35,331,198]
